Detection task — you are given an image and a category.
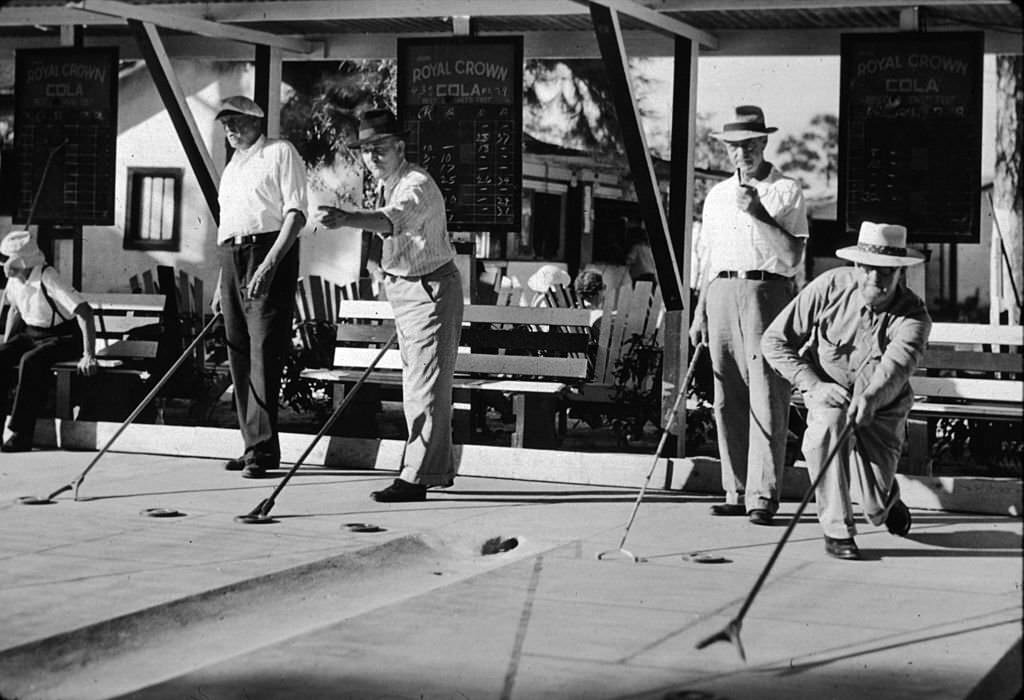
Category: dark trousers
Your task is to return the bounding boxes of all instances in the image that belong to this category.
[0,321,81,436]
[218,238,298,465]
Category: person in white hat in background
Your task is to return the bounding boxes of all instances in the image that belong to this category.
[316,109,464,503]
[689,105,810,526]
[0,230,97,452]
[761,221,932,560]
[526,264,571,306]
[212,95,308,479]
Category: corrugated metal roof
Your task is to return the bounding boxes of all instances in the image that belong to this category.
[0,2,1018,50]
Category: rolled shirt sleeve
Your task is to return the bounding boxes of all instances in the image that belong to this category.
[379,163,455,278]
[761,176,809,239]
[762,271,834,393]
[277,140,308,220]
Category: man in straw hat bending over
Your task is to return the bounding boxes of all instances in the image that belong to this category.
[316,109,464,502]
[690,105,809,526]
[0,230,97,452]
[762,222,931,560]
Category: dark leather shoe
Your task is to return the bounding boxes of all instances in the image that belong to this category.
[748,509,773,526]
[224,456,246,471]
[824,536,861,560]
[371,479,427,502]
[1,433,33,453]
[710,503,746,516]
[885,499,912,537]
[241,463,277,479]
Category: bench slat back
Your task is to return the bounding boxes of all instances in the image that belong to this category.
[328,300,593,382]
[333,300,595,328]
[83,293,167,354]
[591,281,664,385]
[928,323,1023,347]
[331,347,589,380]
[915,322,1022,407]
[910,376,1022,403]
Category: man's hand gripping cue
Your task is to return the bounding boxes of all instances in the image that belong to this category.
[805,381,882,428]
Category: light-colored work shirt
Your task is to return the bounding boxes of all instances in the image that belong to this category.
[378,160,455,278]
[762,266,932,410]
[7,266,84,328]
[698,165,809,279]
[217,135,308,244]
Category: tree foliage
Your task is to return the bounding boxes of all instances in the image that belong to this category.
[994,54,1022,320]
[774,113,838,191]
[523,59,623,159]
[280,60,396,169]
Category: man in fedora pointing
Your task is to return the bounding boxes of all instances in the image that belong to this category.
[762,222,932,559]
[690,105,809,526]
[316,109,464,502]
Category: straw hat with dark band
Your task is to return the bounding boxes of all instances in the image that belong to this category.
[836,222,925,267]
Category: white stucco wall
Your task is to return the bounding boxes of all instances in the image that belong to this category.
[72,59,361,304]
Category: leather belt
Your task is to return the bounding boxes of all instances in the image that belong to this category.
[223,232,276,246]
[717,270,789,281]
[384,259,458,283]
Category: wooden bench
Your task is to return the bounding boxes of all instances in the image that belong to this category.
[789,322,1022,476]
[901,321,1023,475]
[129,265,206,365]
[51,293,169,419]
[300,300,596,448]
[564,280,665,407]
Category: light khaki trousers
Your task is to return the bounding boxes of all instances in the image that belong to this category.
[384,262,464,487]
[706,277,794,513]
[802,398,909,539]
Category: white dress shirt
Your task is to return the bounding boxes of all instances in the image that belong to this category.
[698,166,809,279]
[217,135,308,244]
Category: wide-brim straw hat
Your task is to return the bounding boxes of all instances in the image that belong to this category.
[347,109,408,147]
[711,105,778,142]
[836,222,925,267]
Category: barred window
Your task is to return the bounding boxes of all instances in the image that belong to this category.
[124,167,182,251]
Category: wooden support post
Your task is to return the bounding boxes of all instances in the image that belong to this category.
[664,35,699,457]
[128,19,220,226]
[254,45,282,138]
[589,3,684,311]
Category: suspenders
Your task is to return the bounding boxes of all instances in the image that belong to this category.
[37,267,70,327]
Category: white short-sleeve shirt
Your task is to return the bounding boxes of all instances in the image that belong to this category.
[699,166,809,279]
[7,266,84,328]
[217,135,308,244]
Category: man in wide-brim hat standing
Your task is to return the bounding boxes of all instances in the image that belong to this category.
[316,109,464,502]
[689,105,810,526]
[762,221,932,560]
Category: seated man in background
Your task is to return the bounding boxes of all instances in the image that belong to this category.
[0,230,97,452]
[761,221,931,560]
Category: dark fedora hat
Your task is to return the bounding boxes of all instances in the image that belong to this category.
[711,105,778,142]
[347,109,408,147]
